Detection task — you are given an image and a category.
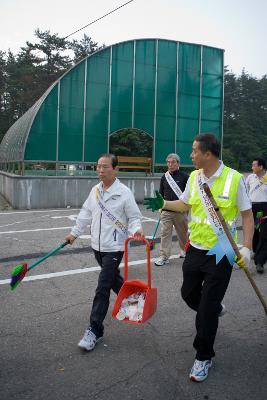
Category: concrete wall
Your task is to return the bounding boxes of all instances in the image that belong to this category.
[0,171,161,209]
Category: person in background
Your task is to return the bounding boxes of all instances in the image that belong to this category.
[154,153,189,266]
[65,154,143,351]
[246,158,267,273]
[144,133,253,382]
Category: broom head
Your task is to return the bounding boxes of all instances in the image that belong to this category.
[10,263,28,290]
[148,240,156,251]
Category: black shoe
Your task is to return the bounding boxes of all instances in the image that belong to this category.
[256,264,264,273]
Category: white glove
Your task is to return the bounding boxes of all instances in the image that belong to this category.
[236,246,251,268]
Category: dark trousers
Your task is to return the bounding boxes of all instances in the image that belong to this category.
[252,202,267,266]
[181,245,232,361]
[89,250,124,337]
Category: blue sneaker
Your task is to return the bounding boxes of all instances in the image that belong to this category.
[189,359,212,382]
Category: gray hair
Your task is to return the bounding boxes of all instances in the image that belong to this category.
[166,153,181,164]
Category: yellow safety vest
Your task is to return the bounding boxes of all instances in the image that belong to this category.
[188,166,242,248]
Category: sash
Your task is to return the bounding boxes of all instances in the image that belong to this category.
[196,171,236,265]
[95,187,128,237]
[249,174,267,196]
[165,171,183,198]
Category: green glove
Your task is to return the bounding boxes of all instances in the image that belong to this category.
[144,190,164,212]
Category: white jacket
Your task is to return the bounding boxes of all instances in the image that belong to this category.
[71,178,142,252]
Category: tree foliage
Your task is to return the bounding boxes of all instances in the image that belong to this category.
[110,128,153,157]
[0,30,103,143]
[223,68,267,170]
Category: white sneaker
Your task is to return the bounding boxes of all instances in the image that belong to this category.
[179,250,186,258]
[78,328,103,351]
[189,359,212,382]
[154,257,169,266]
[218,304,227,317]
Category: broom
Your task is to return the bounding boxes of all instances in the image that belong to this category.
[10,241,69,290]
[203,183,267,315]
[148,217,161,250]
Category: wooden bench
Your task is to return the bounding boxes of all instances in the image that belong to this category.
[117,156,152,175]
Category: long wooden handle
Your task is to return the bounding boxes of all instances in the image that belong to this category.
[203,183,267,315]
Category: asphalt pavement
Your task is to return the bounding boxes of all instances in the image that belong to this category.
[0,203,266,400]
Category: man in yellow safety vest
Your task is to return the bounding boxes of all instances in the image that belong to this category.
[144,133,254,382]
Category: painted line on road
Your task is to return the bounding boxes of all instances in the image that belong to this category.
[0,209,79,215]
[0,216,157,235]
[0,226,73,234]
[0,255,181,286]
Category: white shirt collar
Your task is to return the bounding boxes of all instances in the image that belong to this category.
[203,160,224,181]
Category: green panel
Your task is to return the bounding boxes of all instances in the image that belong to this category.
[84,111,108,162]
[176,141,194,164]
[84,49,111,162]
[134,113,154,135]
[135,39,156,65]
[25,85,58,160]
[58,106,83,161]
[154,116,176,163]
[176,118,199,164]
[134,87,155,115]
[202,47,223,75]
[157,41,177,118]
[110,42,133,132]
[111,111,132,131]
[202,74,222,98]
[200,120,221,137]
[156,88,176,117]
[58,62,85,161]
[179,70,200,95]
[177,117,199,139]
[158,40,177,67]
[178,94,199,119]
[179,43,201,73]
[134,40,156,135]
[201,97,222,121]
[87,50,110,84]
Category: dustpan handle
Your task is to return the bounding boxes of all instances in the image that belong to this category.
[124,236,151,288]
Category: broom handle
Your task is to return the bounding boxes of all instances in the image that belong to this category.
[28,241,69,271]
[152,217,161,240]
[203,183,267,315]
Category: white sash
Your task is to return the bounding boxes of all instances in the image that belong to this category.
[96,187,128,236]
[165,171,183,198]
[195,171,236,265]
[250,174,267,196]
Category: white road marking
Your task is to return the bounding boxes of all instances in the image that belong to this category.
[0,227,73,234]
[0,255,181,286]
[0,209,79,215]
[0,215,156,235]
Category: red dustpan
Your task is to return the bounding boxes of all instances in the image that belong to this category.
[112,236,157,324]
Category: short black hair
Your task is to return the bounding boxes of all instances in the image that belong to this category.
[194,133,221,158]
[98,153,118,168]
[253,158,266,169]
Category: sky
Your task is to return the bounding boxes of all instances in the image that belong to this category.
[0,0,266,78]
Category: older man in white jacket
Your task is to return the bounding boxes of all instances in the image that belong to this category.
[66,154,143,351]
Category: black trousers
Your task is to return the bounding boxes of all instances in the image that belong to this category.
[89,250,124,337]
[252,202,267,267]
[181,245,232,361]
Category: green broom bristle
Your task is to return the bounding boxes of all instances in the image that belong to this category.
[10,263,28,290]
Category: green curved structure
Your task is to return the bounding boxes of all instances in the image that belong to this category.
[0,39,224,171]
